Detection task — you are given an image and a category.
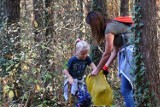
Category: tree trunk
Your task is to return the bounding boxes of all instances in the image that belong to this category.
[6,0,20,23]
[82,0,91,40]
[139,0,160,106]
[32,0,46,89]
[92,0,107,16]
[75,0,83,38]
[83,0,91,16]
[44,0,56,89]
[45,0,55,37]
[33,0,44,42]
[0,0,6,27]
[120,0,129,16]
[1,0,21,105]
[6,0,20,52]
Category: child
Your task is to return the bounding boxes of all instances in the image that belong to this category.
[63,39,96,107]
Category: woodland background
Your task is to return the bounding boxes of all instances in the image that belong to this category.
[0,0,160,107]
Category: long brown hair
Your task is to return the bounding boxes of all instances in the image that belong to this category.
[86,11,108,44]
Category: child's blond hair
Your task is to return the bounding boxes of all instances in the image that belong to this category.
[75,40,90,55]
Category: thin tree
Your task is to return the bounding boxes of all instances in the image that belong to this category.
[44,0,56,93]
[120,0,129,16]
[32,0,46,103]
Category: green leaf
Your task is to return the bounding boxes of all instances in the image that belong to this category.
[8,90,14,98]
[45,73,52,79]
[3,85,10,93]
[63,61,68,69]
[139,23,144,27]
[140,66,145,71]
[133,23,138,28]
[6,65,13,71]
[34,80,39,84]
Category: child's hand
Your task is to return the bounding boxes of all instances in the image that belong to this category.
[68,76,74,84]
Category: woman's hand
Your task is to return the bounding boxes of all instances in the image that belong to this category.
[68,76,74,84]
[91,68,99,76]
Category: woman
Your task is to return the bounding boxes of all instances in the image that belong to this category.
[86,11,135,107]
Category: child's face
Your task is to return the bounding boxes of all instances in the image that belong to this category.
[77,49,88,60]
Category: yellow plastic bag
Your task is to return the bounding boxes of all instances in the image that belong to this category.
[86,70,113,106]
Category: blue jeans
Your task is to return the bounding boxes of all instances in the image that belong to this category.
[120,75,135,107]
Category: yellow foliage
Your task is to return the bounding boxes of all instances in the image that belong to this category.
[34,20,38,28]
[35,84,41,92]
[21,63,29,71]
